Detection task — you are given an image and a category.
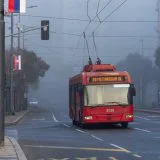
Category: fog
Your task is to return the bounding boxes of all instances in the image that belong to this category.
[5,0,159,109]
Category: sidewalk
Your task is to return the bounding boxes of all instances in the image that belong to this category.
[5,110,29,126]
[0,137,27,160]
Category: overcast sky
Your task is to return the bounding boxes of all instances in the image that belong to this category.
[4,0,160,105]
[5,0,158,64]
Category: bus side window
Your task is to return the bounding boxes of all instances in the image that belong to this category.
[78,85,84,108]
[71,85,75,107]
[74,84,76,107]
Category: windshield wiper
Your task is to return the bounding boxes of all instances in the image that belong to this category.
[88,104,102,107]
[104,102,128,106]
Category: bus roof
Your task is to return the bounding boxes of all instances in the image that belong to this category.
[69,64,132,85]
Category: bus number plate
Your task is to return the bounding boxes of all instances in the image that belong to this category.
[106,109,114,113]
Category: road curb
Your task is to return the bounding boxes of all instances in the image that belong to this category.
[135,109,160,114]
[5,109,30,126]
[9,137,27,160]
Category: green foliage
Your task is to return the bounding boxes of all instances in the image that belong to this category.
[116,53,160,105]
[22,49,50,84]
[116,53,158,86]
[6,48,50,86]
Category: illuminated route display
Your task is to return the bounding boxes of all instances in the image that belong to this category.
[89,76,125,83]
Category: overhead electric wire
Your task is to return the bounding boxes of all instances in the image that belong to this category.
[74,0,113,63]
[83,0,113,32]
[21,14,160,23]
[90,35,158,38]
[5,26,42,38]
[87,0,91,22]
[25,38,94,50]
[96,0,101,23]
[93,0,128,32]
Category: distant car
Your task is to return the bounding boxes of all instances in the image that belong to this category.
[28,98,38,107]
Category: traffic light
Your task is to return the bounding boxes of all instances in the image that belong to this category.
[41,20,49,40]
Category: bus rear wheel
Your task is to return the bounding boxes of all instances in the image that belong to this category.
[121,122,128,128]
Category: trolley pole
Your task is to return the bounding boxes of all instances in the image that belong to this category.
[0,0,5,146]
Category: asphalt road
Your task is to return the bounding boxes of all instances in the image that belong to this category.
[5,105,160,160]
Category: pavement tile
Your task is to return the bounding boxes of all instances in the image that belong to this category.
[0,137,17,160]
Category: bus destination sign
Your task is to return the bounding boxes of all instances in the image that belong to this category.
[89,76,125,83]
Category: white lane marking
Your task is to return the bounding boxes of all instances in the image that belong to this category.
[91,135,103,141]
[109,157,118,160]
[147,115,160,118]
[133,154,142,158]
[76,129,86,133]
[24,145,126,152]
[110,143,131,153]
[52,112,58,122]
[135,116,150,121]
[32,118,45,121]
[135,128,151,133]
[63,124,71,128]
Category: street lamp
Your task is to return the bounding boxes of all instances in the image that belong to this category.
[17,5,38,49]
[130,38,144,106]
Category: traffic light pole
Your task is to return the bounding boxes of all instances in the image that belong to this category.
[0,0,5,146]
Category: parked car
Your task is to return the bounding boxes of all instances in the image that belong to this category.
[28,98,38,107]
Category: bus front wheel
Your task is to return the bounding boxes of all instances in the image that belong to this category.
[121,122,128,128]
[72,120,76,125]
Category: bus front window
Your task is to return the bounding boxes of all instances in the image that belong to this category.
[84,84,130,106]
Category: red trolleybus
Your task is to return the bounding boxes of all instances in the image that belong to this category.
[69,64,136,128]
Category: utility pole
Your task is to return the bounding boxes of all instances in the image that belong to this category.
[10,13,14,114]
[18,13,20,49]
[0,0,5,146]
[23,26,25,49]
[156,0,160,47]
[156,0,160,105]
[140,39,144,106]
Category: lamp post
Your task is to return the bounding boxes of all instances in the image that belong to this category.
[130,38,144,106]
[17,5,38,49]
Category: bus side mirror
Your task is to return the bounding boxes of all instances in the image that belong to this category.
[130,84,136,96]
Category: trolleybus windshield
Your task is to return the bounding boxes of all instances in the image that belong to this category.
[84,84,130,106]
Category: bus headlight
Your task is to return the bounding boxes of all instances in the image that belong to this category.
[126,114,133,118]
[84,116,93,120]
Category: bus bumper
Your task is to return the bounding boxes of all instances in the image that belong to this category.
[83,114,134,124]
